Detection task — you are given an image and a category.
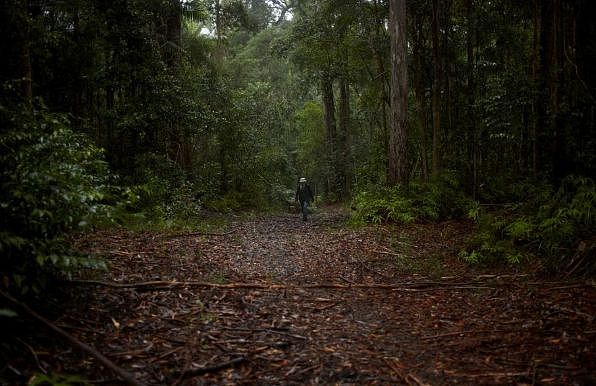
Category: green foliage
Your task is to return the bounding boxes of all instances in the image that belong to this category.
[351,173,474,225]
[28,373,87,386]
[463,176,596,267]
[0,98,110,293]
[0,308,18,317]
[294,101,326,191]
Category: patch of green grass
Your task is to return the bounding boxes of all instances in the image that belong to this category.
[393,253,417,274]
[28,373,88,386]
[201,312,217,323]
[110,209,232,234]
[388,234,445,278]
[263,271,278,283]
[393,253,445,278]
[209,272,228,284]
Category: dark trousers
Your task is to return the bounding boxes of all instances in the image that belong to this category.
[301,200,309,220]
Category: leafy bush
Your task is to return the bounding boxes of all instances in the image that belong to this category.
[461,176,596,268]
[351,173,474,224]
[0,99,110,294]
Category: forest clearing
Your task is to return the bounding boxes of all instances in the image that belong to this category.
[2,0,596,384]
[3,208,594,385]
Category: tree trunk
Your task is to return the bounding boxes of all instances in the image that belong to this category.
[431,0,442,176]
[465,0,477,199]
[339,76,351,196]
[321,71,337,195]
[413,12,429,181]
[214,0,225,62]
[443,0,452,162]
[539,0,564,181]
[531,0,541,176]
[387,0,408,186]
[166,0,182,69]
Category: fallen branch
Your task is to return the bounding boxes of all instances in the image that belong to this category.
[371,249,408,257]
[17,338,46,374]
[177,356,246,379]
[111,343,154,357]
[451,371,530,378]
[221,326,307,340]
[314,303,339,312]
[0,290,144,386]
[383,357,409,384]
[420,329,516,340]
[71,279,492,292]
[393,286,493,292]
[108,250,147,256]
[407,373,431,386]
[150,346,184,362]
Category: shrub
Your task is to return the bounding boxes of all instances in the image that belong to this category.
[461,176,596,269]
[0,99,110,294]
[351,172,474,224]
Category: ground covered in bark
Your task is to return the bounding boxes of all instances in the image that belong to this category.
[2,207,595,385]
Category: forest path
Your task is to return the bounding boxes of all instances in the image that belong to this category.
[45,207,596,384]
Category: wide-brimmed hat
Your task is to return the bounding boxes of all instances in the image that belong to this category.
[299,177,307,183]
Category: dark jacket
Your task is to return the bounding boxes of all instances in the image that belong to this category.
[296,184,314,204]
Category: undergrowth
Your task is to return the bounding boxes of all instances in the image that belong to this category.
[0,96,111,295]
[350,173,474,225]
[460,175,596,272]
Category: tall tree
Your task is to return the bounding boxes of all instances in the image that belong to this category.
[465,0,477,198]
[338,76,351,195]
[321,69,338,194]
[387,0,408,185]
[412,8,429,181]
[430,0,442,176]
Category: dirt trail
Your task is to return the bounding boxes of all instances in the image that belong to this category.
[7,207,596,385]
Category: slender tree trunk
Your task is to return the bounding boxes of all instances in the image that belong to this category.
[372,0,390,173]
[387,0,408,186]
[532,0,541,176]
[214,0,225,62]
[321,71,337,195]
[166,0,182,69]
[338,77,351,196]
[465,0,477,199]
[540,0,564,181]
[413,13,429,181]
[443,0,452,161]
[431,0,442,176]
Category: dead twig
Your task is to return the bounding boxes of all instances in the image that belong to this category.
[339,276,356,284]
[176,356,246,379]
[108,250,147,256]
[451,371,530,378]
[371,249,407,257]
[314,303,339,312]
[407,373,431,386]
[393,286,493,292]
[383,357,410,385]
[111,343,154,357]
[149,346,184,362]
[0,290,144,386]
[420,329,516,340]
[220,326,307,340]
[17,338,46,374]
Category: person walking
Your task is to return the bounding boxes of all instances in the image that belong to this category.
[295,177,314,221]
